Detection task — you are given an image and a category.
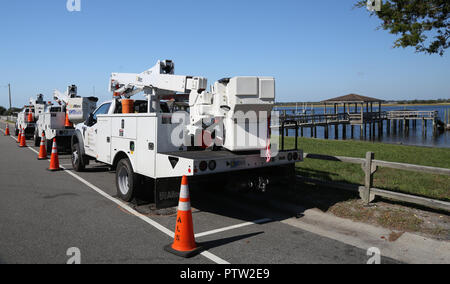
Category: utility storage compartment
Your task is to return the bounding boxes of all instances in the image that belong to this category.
[112,117,137,139]
[221,77,275,152]
[67,97,98,124]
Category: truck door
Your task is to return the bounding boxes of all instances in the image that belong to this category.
[96,116,112,163]
[85,102,111,158]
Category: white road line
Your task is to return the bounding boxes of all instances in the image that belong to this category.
[61,168,175,237]
[61,168,230,264]
[27,146,39,155]
[195,218,272,238]
[1,125,230,264]
[200,251,230,264]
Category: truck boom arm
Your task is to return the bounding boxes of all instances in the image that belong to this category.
[109,60,207,97]
[53,85,78,107]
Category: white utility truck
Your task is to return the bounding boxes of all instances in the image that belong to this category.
[71,60,302,208]
[34,85,98,152]
[15,94,47,138]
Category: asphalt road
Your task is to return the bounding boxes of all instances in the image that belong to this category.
[0,122,401,264]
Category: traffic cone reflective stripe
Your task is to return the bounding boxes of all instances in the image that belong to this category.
[38,132,47,160]
[5,124,10,136]
[164,176,201,258]
[48,139,61,171]
[19,128,27,147]
[179,179,190,200]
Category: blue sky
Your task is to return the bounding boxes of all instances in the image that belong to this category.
[0,0,449,108]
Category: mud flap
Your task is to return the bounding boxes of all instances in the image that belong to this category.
[154,177,181,209]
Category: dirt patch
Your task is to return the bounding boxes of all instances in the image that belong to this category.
[327,199,449,240]
[388,231,405,242]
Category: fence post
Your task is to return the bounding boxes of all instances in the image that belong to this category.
[360,151,376,205]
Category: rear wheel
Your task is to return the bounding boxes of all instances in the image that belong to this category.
[71,142,86,172]
[116,158,140,202]
[34,131,40,147]
[47,139,53,155]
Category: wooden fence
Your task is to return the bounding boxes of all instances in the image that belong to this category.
[299,152,450,212]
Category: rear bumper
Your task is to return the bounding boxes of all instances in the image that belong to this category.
[156,149,303,178]
[52,129,75,137]
[154,164,297,209]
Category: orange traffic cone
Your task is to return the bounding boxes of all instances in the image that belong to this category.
[17,127,22,143]
[38,132,47,160]
[5,124,10,136]
[164,176,201,258]
[48,139,61,171]
[27,110,33,123]
[19,128,27,147]
[64,112,73,128]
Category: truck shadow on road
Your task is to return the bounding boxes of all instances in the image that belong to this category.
[197,232,264,251]
[131,178,358,227]
[58,151,357,228]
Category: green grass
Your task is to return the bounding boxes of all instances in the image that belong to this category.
[282,137,450,201]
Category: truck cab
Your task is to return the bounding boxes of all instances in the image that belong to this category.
[74,99,171,162]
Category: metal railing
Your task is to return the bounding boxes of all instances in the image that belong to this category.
[386,111,438,120]
[281,113,352,126]
[279,110,439,129]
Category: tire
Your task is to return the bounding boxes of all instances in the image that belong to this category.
[46,139,53,156]
[15,125,19,136]
[116,158,140,202]
[71,142,86,172]
[34,131,40,147]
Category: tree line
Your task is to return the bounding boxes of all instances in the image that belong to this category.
[0,106,22,116]
[396,99,450,105]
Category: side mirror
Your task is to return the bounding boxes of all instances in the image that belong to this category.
[86,113,95,126]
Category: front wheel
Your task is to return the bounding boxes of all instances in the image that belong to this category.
[116,158,140,202]
[71,142,86,172]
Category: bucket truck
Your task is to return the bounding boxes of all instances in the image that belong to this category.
[34,85,98,152]
[15,94,47,138]
[71,60,302,209]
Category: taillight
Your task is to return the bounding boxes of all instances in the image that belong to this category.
[208,160,217,171]
[199,161,208,171]
[287,153,293,161]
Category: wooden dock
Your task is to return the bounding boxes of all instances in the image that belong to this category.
[278,95,446,140]
[280,110,440,139]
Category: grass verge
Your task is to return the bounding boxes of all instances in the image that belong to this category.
[282,137,450,201]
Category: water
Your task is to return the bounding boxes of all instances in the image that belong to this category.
[276,105,450,148]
